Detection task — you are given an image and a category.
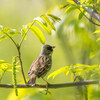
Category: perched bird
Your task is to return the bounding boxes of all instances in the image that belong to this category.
[27,44,55,85]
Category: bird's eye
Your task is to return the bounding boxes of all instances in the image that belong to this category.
[47,46,52,51]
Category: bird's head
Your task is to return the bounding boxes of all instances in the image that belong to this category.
[40,44,55,56]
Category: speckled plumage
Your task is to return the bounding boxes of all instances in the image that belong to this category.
[27,44,55,85]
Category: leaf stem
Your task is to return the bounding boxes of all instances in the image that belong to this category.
[4,33,18,48]
[17,46,26,83]
[19,21,35,47]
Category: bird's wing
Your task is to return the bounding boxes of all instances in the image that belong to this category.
[27,55,51,78]
[37,56,51,77]
[27,57,40,78]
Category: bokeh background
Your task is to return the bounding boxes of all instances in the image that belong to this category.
[0,0,100,100]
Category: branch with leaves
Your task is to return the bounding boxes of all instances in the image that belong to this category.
[60,0,100,26]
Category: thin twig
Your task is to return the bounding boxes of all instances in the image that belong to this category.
[73,0,100,22]
[79,9,100,26]
[19,21,35,47]
[4,33,18,48]
[0,80,99,89]
[17,47,26,83]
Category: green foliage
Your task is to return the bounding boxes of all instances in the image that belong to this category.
[0,59,20,83]
[12,57,18,96]
[0,60,12,75]
[34,17,51,35]
[20,14,60,44]
[48,64,100,80]
[78,10,86,20]
[31,26,45,44]
[41,14,56,31]
[0,14,60,44]
[0,26,19,42]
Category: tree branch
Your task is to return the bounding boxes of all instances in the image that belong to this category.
[4,33,26,84]
[73,0,100,22]
[17,46,26,84]
[0,80,99,89]
[19,21,35,47]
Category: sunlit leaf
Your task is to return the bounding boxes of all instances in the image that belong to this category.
[6,69,12,71]
[31,26,45,44]
[0,34,7,42]
[94,30,100,33]
[47,14,61,22]
[78,10,86,20]
[67,0,75,4]
[4,27,11,33]
[47,66,69,79]
[79,0,86,4]
[41,14,56,31]
[8,29,17,37]
[21,25,28,40]
[59,4,70,9]
[34,17,51,35]
[0,60,7,64]
[75,64,91,68]
[64,6,79,14]
[96,38,100,42]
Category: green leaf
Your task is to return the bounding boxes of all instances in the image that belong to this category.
[0,60,7,64]
[64,6,79,14]
[67,0,75,4]
[47,66,69,79]
[31,26,45,44]
[75,64,91,68]
[59,4,70,9]
[0,30,3,35]
[0,34,7,42]
[41,14,56,31]
[96,38,100,42]
[8,29,17,37]
[47,14,61,22]
[34,17,51,35]
[4,27,11,33]
[21,25,28,40]
[78,10,86,20]
[21,25,28,33]
[94,30,100,33]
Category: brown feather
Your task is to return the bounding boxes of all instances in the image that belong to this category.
[27,55,52,79]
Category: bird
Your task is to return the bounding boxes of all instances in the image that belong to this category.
[27,44,55,86]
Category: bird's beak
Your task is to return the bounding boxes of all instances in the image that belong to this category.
[52,46,55,49]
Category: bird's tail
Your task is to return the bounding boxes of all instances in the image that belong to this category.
[27,74,36,85]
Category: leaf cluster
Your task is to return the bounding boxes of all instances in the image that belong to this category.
[0,58,20,82]
[0,14,60,44]
[48,64,100,80]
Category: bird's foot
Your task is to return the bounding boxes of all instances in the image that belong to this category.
[45,82,50,95]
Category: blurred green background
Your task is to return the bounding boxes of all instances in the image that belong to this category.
[0,0,100,100]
